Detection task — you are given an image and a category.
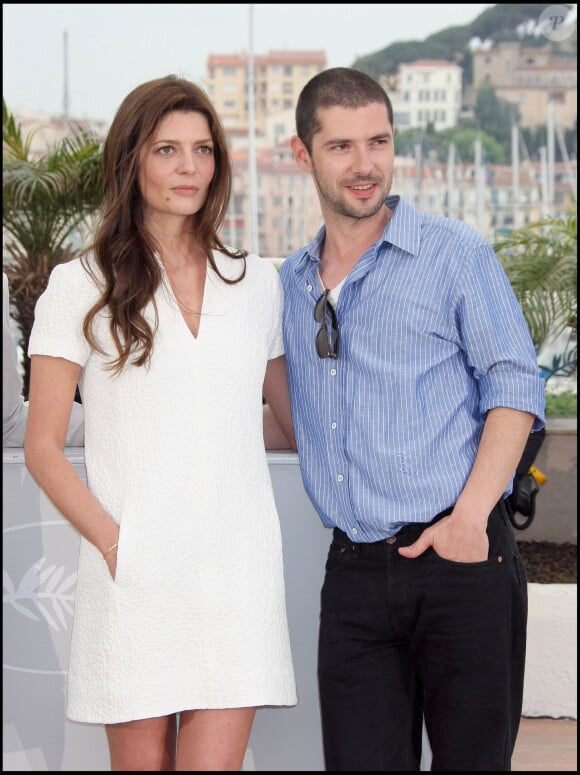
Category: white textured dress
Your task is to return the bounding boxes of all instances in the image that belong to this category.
[28,251,298,724]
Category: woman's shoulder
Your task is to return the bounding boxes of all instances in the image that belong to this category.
[212,249,280,285]
[47,254,104,299]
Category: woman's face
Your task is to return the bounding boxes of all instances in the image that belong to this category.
[138,110,216,221]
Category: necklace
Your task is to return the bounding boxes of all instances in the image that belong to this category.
[161,259,205,318]
[173,292,202,317]
[148,217,195,244]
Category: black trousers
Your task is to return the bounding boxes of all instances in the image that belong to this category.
[318,501,528,771]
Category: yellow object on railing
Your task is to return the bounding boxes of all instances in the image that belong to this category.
[528,464,548,486]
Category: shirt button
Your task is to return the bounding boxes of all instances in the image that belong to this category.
[306,284,313,292]
[351,527,358,536]
[330,422,337,430]
[337,474,344,482]
[330,368,337,376]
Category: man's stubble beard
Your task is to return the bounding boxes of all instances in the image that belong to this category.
[312,163,394,221]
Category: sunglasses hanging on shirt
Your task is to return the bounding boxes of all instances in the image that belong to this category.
[314,289,339,359]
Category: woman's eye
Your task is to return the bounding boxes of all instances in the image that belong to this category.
[198,145,213,155]
[157,145,174,155]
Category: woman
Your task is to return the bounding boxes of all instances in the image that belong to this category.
[24,75,297,771]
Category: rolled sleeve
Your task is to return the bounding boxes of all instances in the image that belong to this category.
[478,364,546,431]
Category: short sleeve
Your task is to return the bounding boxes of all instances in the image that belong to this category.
[28,260,94,367]
[264,261,284,360]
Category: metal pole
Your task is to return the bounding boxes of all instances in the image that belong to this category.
[474,132,484,235]
[511,123,519,230]
[446,142,455,219]
[414,137,423,210]
[547,102,555,216]
[539,146,549,215]
[63,29,69,120]
[247,4,259,254]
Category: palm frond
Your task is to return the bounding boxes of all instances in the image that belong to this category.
[2,103,104,398]
[494,212,577,350]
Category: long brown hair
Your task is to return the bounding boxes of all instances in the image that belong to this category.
[82,74,246,374]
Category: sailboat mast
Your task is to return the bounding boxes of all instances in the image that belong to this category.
[63,29,69,120]
[247,4,259,255]
[511,123,519,230]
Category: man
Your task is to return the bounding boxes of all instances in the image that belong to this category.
[280,68,545,771]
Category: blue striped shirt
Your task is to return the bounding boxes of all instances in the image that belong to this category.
[280,195,546,541]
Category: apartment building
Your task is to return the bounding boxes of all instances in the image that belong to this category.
[221,138,576,254]
[7,39,575,257]
[8,113,108,155]
[224,143,322,258]
[386,60,463,131]
[472,41,577,129]
[204,50,326,133]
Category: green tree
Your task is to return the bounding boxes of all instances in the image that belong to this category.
[445,128,504,164]
[394,125,504,164]
[351,4,565,84]
[494,211,577,381]
[3,100,104,397]
[473,83,519,155]
[520,123,578,163]
[469,4,571,43]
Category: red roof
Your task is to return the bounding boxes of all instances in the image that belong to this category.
[208,50,326,67]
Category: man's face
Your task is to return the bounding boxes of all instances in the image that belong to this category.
[293,102,395,221]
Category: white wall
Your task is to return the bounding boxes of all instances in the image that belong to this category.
[3,449,329,771]
[4,448,575,772]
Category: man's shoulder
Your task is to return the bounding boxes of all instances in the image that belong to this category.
[421,210,489,249]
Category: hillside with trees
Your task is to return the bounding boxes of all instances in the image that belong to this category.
[350,3,576,164]
[351,3,576,85]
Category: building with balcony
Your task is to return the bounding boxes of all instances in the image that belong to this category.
[7,112,108,155]
[204,50,326,134]
[471,41,577,129]
[224,143,322,258]
[385,60,463,131]
[221,140,576,254]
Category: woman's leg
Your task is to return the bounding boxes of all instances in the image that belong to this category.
[106,714,178,771]
[176,707,256,771]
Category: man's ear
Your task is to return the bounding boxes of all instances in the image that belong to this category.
[290,135,312,172]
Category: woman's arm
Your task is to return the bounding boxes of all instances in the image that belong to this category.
[24,354,119,573]
[262,355,297,451]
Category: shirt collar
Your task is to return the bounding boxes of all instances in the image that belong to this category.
[378,195,422,258]
[290,195,423,275]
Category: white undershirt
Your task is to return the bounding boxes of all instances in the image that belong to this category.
[317,269,346,308]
